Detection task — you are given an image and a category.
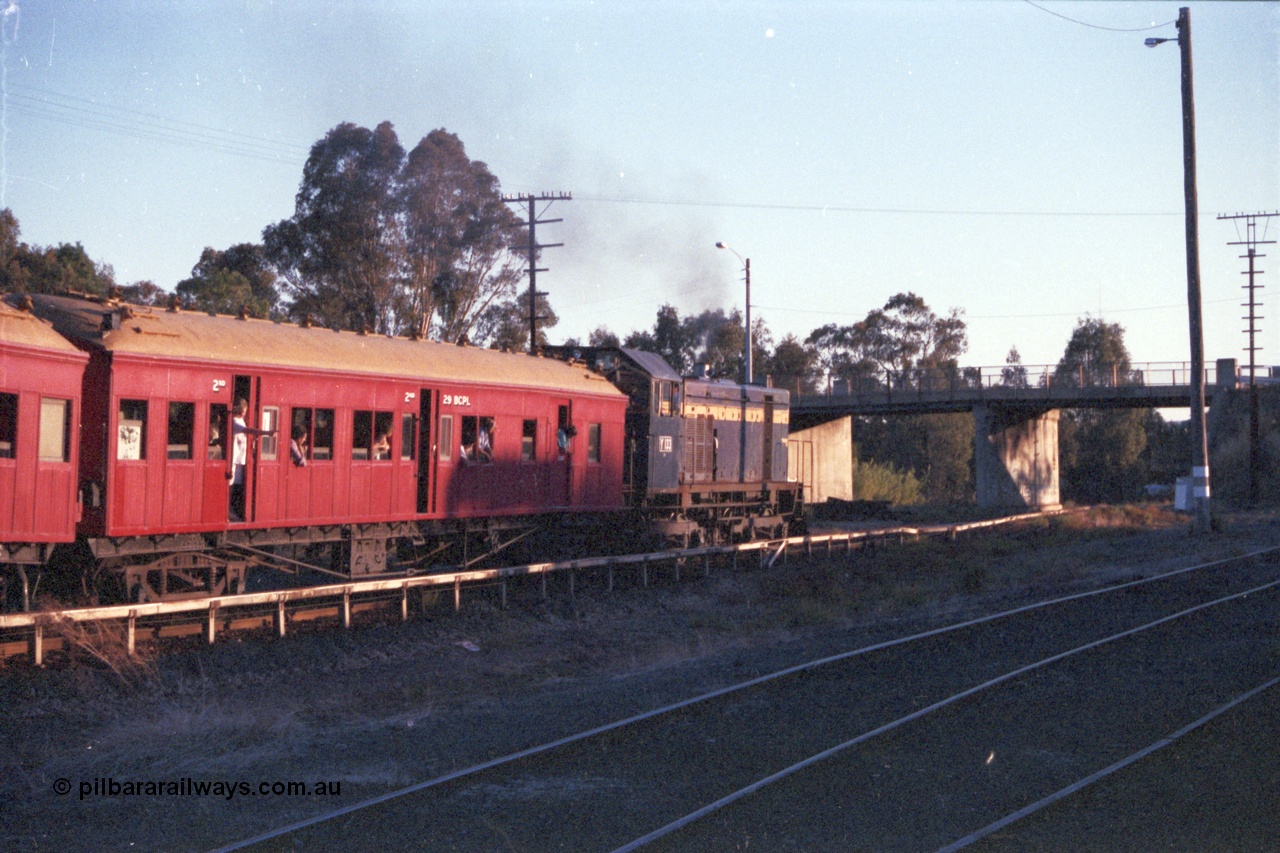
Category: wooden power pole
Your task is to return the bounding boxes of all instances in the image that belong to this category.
[503,192,571,352]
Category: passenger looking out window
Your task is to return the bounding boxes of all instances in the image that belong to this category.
[290,425,308,467]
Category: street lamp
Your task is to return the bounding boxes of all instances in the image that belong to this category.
[715,241,752,384]
[1148,7,1211,531]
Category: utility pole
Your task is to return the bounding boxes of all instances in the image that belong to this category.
[1149,7,1210,530]
[1217,210,1278,503]
[502,191,571,352]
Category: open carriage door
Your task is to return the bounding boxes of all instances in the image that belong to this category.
[417,389,434,514]
[551,401,572,507]
[228,374,270,524]
[202,378,232,525]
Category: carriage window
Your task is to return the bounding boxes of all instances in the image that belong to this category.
[208,403,227,460]
[39,398,71,462]
[167,401,194,459]
[352,410,373,460]
[291,408,312,461]
[353,410,394,460]
[522,419,537,461]
[438,415,453,461]
[0,392,16,458]
[259,407,279,460]
[374,411,394,460]
[400,413,415,461]
[118,399,147,460]
[587,423,601,464]
[312,408,333,460]
[460,416,477,462]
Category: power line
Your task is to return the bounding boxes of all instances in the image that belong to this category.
[576,194,1194,219]
[1021,0,1177,33]
[5,84,309,164]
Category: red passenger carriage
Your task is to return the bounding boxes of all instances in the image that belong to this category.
[0,298,88,609]
[27,293,627,601]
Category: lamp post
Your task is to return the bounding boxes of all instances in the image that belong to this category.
[1148,7,1211,531]
[715,242,752,384]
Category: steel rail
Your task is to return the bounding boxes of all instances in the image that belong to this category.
[935,673,1280,852]
[209,541,1280,853]
[609,574,1280,852]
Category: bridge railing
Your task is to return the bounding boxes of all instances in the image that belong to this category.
[821,362,1214,400]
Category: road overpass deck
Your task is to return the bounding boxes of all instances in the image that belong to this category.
[792,361,1221,426]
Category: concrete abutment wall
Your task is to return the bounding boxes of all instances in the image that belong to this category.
[973,405,1060,509]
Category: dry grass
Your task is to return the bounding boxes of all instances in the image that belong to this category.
[34,607,156,685]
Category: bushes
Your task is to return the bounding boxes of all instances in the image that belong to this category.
[853,460,922,505]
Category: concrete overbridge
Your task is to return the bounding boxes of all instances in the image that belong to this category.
[789,361,1233,510]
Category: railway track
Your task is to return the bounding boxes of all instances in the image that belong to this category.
[213,542,1280,851]
[0,510,1065,665]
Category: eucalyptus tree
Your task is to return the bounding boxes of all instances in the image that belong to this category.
[263,121,405,333]
[398,129,526,342]
[176,244,279,318]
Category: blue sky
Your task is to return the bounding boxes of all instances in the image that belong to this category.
[2,1,1277,376]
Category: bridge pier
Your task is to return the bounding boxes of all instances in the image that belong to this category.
[973,406,1060,509]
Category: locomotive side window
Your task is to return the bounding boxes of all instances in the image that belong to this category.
[208,403,227,460]
[587,423,601,464]
[654,381,675,416]
[167,401,195,460]
[438,415,453,461]
[521,419,537,461]
[312,408,334,460]
[118,399,147,460]
[39,398,71,462]
[0,392,16,458]
[400,413,415,461]
[662,382,675,416]
[259,407,279,460]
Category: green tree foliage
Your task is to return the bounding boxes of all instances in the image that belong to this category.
[0,210,117,296]
[117,280,168,306]
[620,304,776,382]
[768,334,820,395]
[263,123,525,340]
[806,292,966,392]
[587,326,620,347]
[1055,317,1149,502]
[1001,345,1029,388]
[264,121,404,333]
[398,130,526,343]
[176,245,279,318]
[623,304,695,374]
[472,292,559,352]
[809,293,972,502]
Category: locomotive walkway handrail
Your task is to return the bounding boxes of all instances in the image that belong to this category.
[0,509,1073,664]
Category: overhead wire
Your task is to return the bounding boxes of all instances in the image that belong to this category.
[1020,0,1177,33]
[6,83,309,164]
